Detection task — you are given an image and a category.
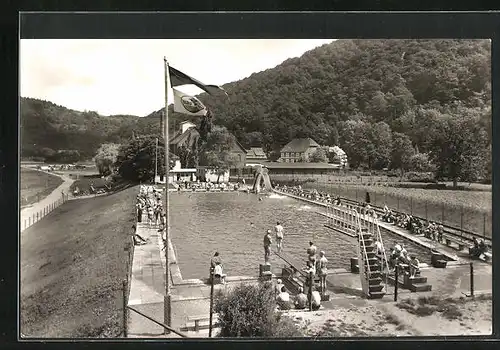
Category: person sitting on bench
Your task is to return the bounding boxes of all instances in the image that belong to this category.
[294,287,308,310]
[479,239,487,254]
[470,237,484,258]
[409,255,420,278]
[213,262,227,284]
[211,251,222,270]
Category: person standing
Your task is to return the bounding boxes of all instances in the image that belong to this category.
[275,221,284,253]
[136,200,143,223]
[263,230,272,265]
[307,241,317,264]
[317,251,328,295]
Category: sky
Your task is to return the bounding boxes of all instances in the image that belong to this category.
[20,39,335,116]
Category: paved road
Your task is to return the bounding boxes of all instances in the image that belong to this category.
[20,168,75,233]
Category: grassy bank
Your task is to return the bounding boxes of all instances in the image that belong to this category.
[20,185,137,338]
[21,168,64,206]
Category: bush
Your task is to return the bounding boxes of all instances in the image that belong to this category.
[214,281,302,337]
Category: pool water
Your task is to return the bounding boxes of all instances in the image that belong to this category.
[169,192,431,279]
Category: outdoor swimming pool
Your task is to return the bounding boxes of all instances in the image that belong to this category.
[170,192,432,279]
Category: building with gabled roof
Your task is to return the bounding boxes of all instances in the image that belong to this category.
[246,147,268,165]
[279,138,320,163]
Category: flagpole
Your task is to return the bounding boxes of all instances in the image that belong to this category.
[163,57,171,331]
[155,137,158,184]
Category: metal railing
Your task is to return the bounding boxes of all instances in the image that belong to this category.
[125,305,188,338]
[354,209,371,298]
[21,193,69,231]
[303,181,492,240]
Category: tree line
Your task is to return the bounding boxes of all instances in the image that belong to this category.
[22,39,491,184]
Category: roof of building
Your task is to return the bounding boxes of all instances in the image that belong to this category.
[246,147,267,158]
[260,161,340,170]
[179,121,196,125]
[281,138,320,153]
[170,127,199,146]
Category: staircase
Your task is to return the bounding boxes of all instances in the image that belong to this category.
[354,210,388,299]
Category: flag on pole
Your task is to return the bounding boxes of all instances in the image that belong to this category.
[172,88,207,116]
[169,66,228,97]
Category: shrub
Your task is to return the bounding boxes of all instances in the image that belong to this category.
[414,305,436,317]
[440,305,463,320]
[214,281,302,337]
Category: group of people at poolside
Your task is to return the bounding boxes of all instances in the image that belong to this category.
[275,280,321,311]
[273,241,327,311]
[134,185,167,246]
[381,207,445,242]
[387,243,421,278]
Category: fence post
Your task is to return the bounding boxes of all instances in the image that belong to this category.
[410,198,413,215]
[36,212,39,222]
[32,214,35,224]
[209,268,215,337]
[308,271,313,312]
[397,197,400,211]
[29,217,31,226]
[394,265,399,302]
[470,262,474,298]
[483,213,486,239]
[356,189,358,202]
[122,279,128,337]
[425,202,428,220]
[460,206,464,235]
[441,203,445,224]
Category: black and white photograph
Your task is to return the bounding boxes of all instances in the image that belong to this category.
[19,36,492,338]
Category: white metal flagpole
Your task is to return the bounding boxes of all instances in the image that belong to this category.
[163,57,171,331]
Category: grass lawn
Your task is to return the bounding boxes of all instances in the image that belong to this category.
[21,168,63,206]
[20,185,137,338]
[304,182,492,237]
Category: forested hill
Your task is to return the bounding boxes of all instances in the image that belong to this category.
[196,39,491,156]
[20,98,159,159]
[21,39,491,169]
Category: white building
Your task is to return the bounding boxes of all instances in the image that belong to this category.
[155,159,197,184]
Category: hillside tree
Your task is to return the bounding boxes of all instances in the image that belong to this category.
[199,126,240,183]
[94,143,120,176]
[115,135,174,182]
[310,147,328,163]
[429,114,490,187]
[391,132,415,177]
